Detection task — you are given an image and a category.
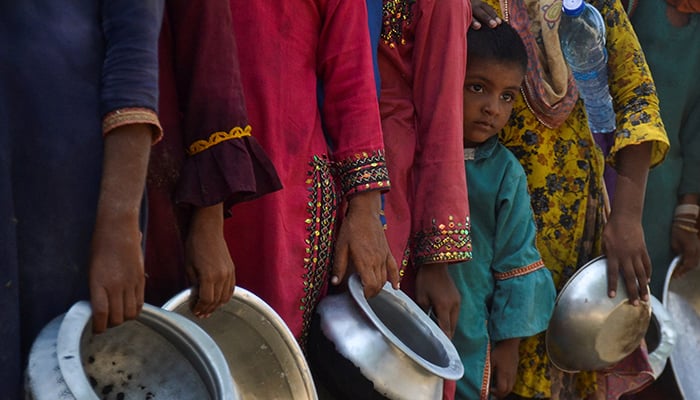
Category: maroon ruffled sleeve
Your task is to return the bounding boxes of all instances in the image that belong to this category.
[160,0,281,210]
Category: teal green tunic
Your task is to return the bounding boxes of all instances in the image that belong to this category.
[633,2,700,296]
[448,137,556,399]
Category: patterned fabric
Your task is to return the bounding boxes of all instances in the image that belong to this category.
[185,125,251,155]
[333,149,391,196]
[224,0,388,345]
[378,0,472,281]
[479,0,670,398]
[102,107,162,141]
[506,0,579,129]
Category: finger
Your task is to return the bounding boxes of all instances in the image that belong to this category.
[362,265,381,298]
[218,271,235,309]
[194,280,215,318]
[415,290,430,313]
[123,287,138,321]
[332,243,349,286]
[471,19,482,29]
[386,254,400,290]
[641,249,652,284]
[436,305,452,338]
[91,287,109,334]
[605,256,620,299]
[636,255,651,302]
[136,272,145,312]
[620,259,641,305]
[108,290,125,328]
[214,271,232,311]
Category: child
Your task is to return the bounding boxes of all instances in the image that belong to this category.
[447,24,556,400]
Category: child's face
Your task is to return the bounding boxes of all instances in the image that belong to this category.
[462,59,524,147]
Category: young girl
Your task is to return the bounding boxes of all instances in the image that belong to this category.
[449,24,555,400]
[470,0,669,398]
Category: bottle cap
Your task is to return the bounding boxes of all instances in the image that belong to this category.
[562,0,585,16]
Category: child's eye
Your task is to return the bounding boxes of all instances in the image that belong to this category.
[469,84,484,93]
[501,92,514,102]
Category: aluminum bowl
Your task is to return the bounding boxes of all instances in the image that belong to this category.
[645,295,676,379]
[546,256,652,372]
[663,256,700,399]
[26,301,237,400]
[314,274,463,400]
[163,287,318,400]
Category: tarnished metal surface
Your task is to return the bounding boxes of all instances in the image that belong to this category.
[163,287,318,400]
[27,301,237,400]
[546,256,651,372]
[315,274,463,400]
[663,256,700,399]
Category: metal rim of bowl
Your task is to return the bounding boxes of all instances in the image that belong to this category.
[647,294,676,379]
[661,255,681,306]
[347,274,464,380]
[163,286,318,400]
[56,301,238,400]
[662,255,693,400]
[546,255,651,373]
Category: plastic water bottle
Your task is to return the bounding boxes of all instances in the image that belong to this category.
[559,0,616,134]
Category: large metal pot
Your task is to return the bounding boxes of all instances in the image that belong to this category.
[163,286,318,400]
[26,301,237,400]
[546,256,652,372]
[663,256,700,399]
[313,274,464,400]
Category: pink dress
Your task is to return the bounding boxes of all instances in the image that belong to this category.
[378,0,472,286]
[225,0,390,344]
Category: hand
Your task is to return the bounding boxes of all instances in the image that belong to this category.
[490,338,520,399]
[185,203,235,318]
[332,191,400,298]
[414,263,460,338]
[89,123,152,333]
[89,213,145,333]
[602,213,651,305]
[471,0,502,29]
[605,142,652,305]
[670,223,700,277]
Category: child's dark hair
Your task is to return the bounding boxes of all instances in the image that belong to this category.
[467,23,528,73]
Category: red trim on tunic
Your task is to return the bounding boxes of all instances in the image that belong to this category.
[481,334,492,400]
[494,259,545,280]
[333,149,390,198]
[102,107,162,143]
[411,215,472,266]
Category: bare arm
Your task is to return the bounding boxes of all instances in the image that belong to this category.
[603,142,652,304]
[90,123,152,333]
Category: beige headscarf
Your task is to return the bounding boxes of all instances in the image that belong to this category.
[501,0,580,128]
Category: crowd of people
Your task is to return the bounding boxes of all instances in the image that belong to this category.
[1,0,698,399]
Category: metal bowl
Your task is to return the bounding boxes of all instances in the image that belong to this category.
[26,301,237,400]
[314,274,463,400]
[645,295,676,378]
[546,256,652,372]
[663,256,700,399]
[163,287,318,400]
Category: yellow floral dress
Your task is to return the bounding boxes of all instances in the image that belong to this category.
[482,0,670,397]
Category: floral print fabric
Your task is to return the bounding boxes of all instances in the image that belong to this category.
[481,0,669,397]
